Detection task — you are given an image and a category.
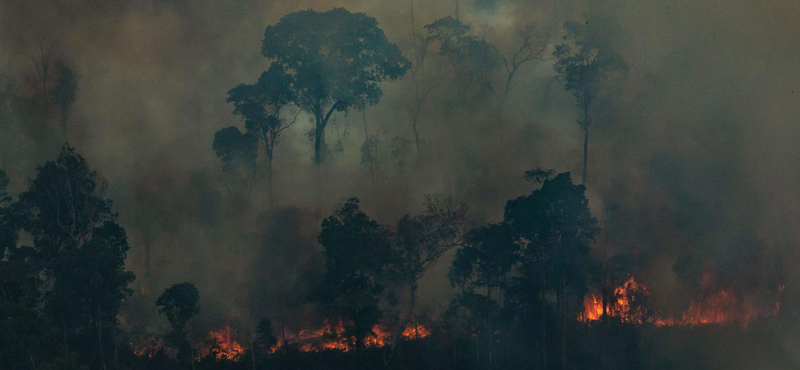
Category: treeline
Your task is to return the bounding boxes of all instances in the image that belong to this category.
[0,144,602,370]
[1,5,790,370]
[212,8,624,198]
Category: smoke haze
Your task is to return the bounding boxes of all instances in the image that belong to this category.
[1,0,799,362]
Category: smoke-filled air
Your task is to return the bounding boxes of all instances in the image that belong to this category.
[1,0,799,369]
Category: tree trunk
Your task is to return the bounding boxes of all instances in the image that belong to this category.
[314,116,325,165]
[267,154,274,209]
[114,320,119,368]
[561,279,567,370]
[581,102,590,185]
[362,110,377,186]
[98,312,107,370]
[411,104,422,156]
[541,275,547,370]
[389,282,417,364]
[251,339,257,370]
[356,335,364,370]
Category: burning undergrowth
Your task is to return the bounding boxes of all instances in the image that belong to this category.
[130,320,433,362]
[579,275,785,328]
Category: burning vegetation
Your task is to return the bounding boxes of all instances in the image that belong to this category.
[202,326,245,361]
[579,276,785,327]
[274,320,431,355]
[1,1,797,369]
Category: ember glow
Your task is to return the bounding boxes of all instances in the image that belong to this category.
[203,326,245,361]
[129,335,166,359]
[278,319,432,353]
[579,276,784,327]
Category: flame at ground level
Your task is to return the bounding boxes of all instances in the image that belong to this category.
[203,325,245,361]
[284,319,432,353]
[579,276,784,327]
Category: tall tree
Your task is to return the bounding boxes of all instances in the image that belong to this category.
[156,282,200,366]
[499,23,551,106]
[405,2,439,156]
[52,60,78,137]
[553,21,626,184]
[425,16,499,92]
[261,8,409,164]
[316,198,391,362]
[388,194,467,362]
[212,126,258,180]
[226,64,295,207]
[505,172,599,370]
[448,222,518,367]
[15,146,135,368]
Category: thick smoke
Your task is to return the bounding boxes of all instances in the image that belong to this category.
[1,0,799,361]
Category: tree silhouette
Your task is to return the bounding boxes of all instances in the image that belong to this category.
[226,63,296,206]
[156,282,200,366]
[425,16,499,92]
[316,198,392,362]
[448,222,517,367]
[14,146,134,368]
[261,8,409,164]
[498,23,552,111]
[212,126,258,180]
[388,194,466,362]
[405,1,439,156]
[505,172,599,369]
[553,21,626,184]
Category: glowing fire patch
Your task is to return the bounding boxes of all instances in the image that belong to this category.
[204,325,245,361]
[130,335,166,359]
[276,319,432,353]
[579,276,784,328]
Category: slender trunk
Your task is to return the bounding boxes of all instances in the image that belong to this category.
[541,275,547,370]
[114,320,118,368]
[30,354,36,369]
[314,115,325,165]
[504,69,516,99]
[581,102,590,185]
[498,68,517,120]
[267,154,274,209]
[98,312,107,370]
[251,339,257,370]
[411,104,421,155]
[362,110,377,186]
[561,279,567,370]
[144,233,151,291]
[389,282,417,364]
[601,280,608,368]
[63,319,68,349]
[356,335,364,370]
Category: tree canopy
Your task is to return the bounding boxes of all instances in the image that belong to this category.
[261,8,409,164]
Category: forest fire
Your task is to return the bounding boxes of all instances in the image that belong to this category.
[579,276,784,327]
[129,335,167,359]
[280,319,431,353]
[203,326,245,361]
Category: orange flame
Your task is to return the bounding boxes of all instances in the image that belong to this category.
[130,335,166,359]
[579,276,784,328]
[203,326,245,361]
[274,319,431,353]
